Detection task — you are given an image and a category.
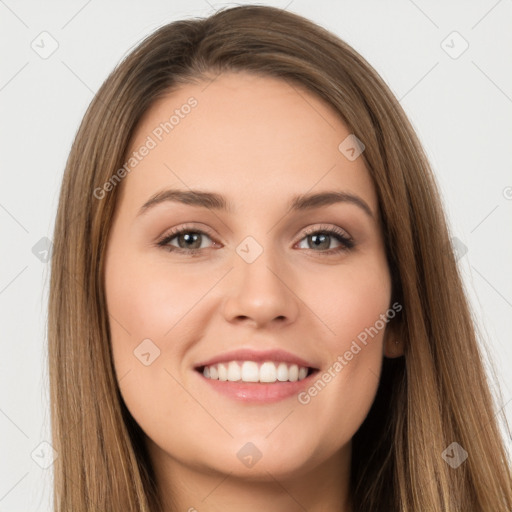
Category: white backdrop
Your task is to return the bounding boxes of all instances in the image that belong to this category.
[1,1,511,510]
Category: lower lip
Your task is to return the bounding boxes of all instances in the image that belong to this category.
[196,370,318,403]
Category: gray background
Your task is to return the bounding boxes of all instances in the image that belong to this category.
[1,0,511,510]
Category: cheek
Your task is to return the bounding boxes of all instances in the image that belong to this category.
[103,257,194,447]
[295,254,391,436]
[105,250,203,362]
[104,249,203,441]
[307,253,391,349]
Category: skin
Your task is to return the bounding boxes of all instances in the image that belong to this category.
[104,71,403,512]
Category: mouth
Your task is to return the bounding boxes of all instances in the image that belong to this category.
[193,351,321,403]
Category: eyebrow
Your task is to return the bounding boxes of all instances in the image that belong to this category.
[137,188,374,219]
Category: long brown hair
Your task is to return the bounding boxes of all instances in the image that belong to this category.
[48,5,512,510]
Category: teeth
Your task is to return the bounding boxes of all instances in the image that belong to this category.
[218,363,228,381]
[241,361,259,382]
[227,361,241,381]
[276,362,289,381]
[201,361,311,383]
[260,361,277,383]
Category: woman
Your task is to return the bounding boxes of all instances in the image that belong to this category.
[48,5,512,511]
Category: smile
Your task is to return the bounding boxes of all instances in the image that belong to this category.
[200,360,312,383]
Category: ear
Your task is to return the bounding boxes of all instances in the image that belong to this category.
[382,315,405,359]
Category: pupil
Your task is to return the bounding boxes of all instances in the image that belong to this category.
[311,233,329,249]
[180,233,200,249]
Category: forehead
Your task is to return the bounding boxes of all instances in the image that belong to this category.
[119,71,377,216]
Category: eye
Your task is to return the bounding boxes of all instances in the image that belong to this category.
[157,226,216,254]
[296,225,354,255]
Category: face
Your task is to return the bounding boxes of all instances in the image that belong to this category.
[104,72,396,485]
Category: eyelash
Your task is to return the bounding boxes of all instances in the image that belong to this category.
[156,224,355,257]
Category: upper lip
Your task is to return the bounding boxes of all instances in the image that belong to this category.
[194,348,320,370]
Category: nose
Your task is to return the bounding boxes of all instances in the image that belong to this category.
[222,247,300,329]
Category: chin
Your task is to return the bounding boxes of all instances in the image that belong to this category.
[196,437,319,481]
